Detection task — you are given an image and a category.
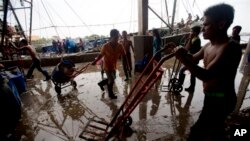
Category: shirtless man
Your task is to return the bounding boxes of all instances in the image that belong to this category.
[174,4,241,140]
[120,31,135,81]
[15,39,50,81]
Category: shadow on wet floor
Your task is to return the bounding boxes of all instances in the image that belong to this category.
[4,61,250,141]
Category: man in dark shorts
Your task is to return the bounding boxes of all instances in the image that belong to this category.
[120,30,135,81]
[174,3,242,140]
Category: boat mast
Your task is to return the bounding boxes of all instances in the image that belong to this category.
[164,0,170,25]
[171,0,177,29]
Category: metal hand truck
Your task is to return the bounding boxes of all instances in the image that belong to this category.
[79,47,175,141]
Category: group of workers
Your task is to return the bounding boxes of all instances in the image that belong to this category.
[92,3,244,140]
[0,2,246,140]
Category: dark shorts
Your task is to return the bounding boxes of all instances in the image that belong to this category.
[188,92,237,140]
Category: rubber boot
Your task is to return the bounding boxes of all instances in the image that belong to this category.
[98,79,108,91]
[43,70,51,81]
[107,83,117,99]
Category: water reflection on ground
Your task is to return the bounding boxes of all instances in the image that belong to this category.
[13,60,250,141]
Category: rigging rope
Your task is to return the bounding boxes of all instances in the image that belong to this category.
[30,20,141,31]
[23,4,28,35]
[193,0,202,16]
[181,0,189,15]
[40,0,60,37]
[186,0,194,16]
[129,0,133,33]
[44,0,70,37]
[63,0,93,34]
[36,0,42,37]
[32,2,52,38]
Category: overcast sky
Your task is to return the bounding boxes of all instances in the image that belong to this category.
[6,0,250,38]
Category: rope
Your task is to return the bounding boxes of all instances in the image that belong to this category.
[33,1,55,37]
[193,0,203,16]
[63,0,93,34]
[112,0,130,26]
[44,0,71,37]
[181,0,189,14]
[40,0,60,37]
[129,0,133,33]
[36,0,42,37]
[23,5,28,35]
[186,0,194,16]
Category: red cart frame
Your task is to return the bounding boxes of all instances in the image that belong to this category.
[80,48,175,141]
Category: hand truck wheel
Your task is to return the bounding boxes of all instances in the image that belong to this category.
[55,85,61,95]
[173,84,183,93]
[169,78,179,87]
[171,78,180,84]
[124,116,133,126]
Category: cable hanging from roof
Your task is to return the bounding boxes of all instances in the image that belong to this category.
[186,0,194,16]
[40,0,60,37]
[44,0,70,37]
[63,0,93,34]
[32,2,52,38]
[129,0,133,33]
[193,0,202,16]
[181,0,190,15]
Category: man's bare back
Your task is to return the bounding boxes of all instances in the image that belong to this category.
[24,45,39,60]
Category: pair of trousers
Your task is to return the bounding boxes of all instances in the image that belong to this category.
[99,71,116,96]
[187,94,237,141]
[26,58,50,79]
[122,53,132,78]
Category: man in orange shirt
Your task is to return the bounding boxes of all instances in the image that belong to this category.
[92,29,125,99]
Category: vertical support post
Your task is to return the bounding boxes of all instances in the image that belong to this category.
[138,0,148,35]
[1,0,9,48]
[235,37,250,113]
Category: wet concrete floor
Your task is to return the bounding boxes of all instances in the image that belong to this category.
[12,58,250,141]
